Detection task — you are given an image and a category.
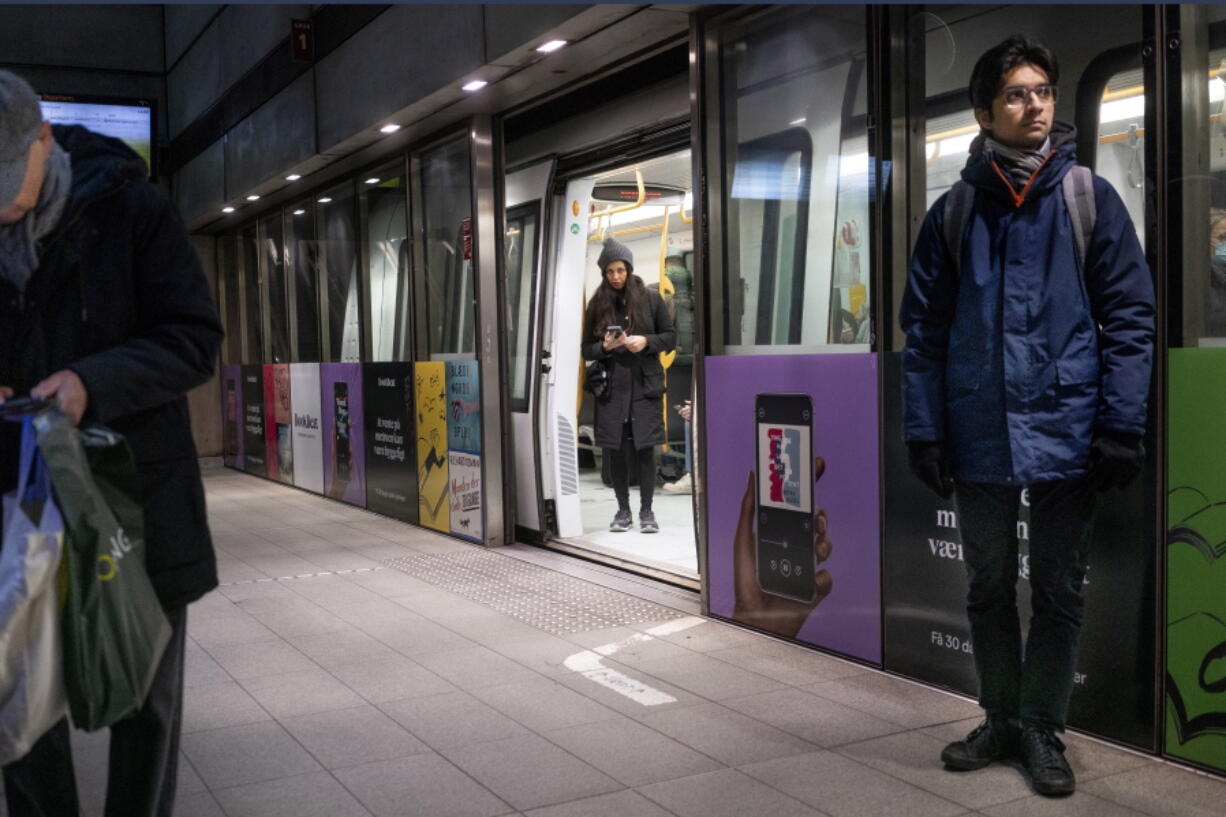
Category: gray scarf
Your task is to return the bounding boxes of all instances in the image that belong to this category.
[985,135,1051,190]
[0,141,72,293]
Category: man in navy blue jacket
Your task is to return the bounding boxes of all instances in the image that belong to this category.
[900,37,1154,796]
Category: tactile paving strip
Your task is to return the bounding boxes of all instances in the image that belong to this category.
[383,550,686,635]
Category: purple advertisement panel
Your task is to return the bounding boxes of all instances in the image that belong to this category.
[705,353,881,664]
[221,365,243,470]
[320,363,367,507]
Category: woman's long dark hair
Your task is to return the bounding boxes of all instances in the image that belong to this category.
[586,271,651,340]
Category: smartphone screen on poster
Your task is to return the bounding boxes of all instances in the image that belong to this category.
[334,382,351,482]
[754,393,815,602]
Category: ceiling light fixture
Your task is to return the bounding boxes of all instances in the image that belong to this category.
[365,178,381,185]
[292,209,306,216]
[379,124,401,134]
[317,197,332,204]
[246,194,260,201]
[462,80,488,92]
[536,40,567,53]
[222,206,235,213]
[286,174,301,181]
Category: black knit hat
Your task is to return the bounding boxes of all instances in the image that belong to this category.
[597,237,634,274]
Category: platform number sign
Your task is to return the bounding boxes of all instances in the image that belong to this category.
[292,19,313,62]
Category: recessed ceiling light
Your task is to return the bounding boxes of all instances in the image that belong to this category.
[536,40,567,53]
[462,80,488,92]
[222,206,235,213]
[285,174,301,181]
[790,117,807,126]
[317,197,332,204]
[246,194,260,201]
[379,123,401,134]
[292,209,306,216]
[365,178,381,185]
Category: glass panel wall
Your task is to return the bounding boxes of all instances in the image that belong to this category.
[505,202,538,411]
[713,5,870,353]
[218,233,243,365]
[260,211,289,363]
[360,161,410,361]
[239,222,263,363]
[414,134,475,358]
[286,201,321,362]
[317,181,361,363]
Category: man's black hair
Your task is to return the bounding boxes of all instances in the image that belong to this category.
[968,35,1059,113]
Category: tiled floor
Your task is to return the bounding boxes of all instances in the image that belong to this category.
[4,463,1225,817]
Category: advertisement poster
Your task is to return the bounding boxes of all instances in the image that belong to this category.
[1167,349,1226,773]
[363,363,417,523]
[415,361,449,532]
[880,353,1156,750]
[448,451,482,542]
[290,363,324,494]
[320,363,366,507]
[241,364,266,477]
[262,364,293,483]
[445,360,481,454]
[221,364,243,470]
[704,354,881,664]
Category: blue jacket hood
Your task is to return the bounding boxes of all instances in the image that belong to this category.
[961,121,1079,206]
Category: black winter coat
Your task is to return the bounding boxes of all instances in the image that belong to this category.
[581,287,677,450]
[0,125,223,611]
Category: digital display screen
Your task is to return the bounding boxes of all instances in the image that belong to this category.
[39,96,154,175]
[757,421,812,513]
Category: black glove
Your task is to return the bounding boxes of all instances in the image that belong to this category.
[907,441,954,499]
[1086,430,1145,491]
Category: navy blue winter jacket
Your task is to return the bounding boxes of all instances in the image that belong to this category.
[900,123,1155,485]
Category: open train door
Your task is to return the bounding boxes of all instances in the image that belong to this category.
[503,159,556,541]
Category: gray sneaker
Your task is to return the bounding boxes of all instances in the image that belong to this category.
[610,509,633,532]
[639,510,659,533]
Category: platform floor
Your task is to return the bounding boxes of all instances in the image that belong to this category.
[3,464,1225,817]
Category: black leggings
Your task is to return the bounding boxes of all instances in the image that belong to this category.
[606,422,655,513]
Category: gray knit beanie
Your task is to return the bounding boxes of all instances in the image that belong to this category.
[597,237,633,274]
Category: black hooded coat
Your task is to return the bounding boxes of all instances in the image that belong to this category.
[0,125,223,611]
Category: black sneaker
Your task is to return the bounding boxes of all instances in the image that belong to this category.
[609,509,633,532]
[1020,726,1075,796]
[639,510,659,533]
[940,719,1018,770]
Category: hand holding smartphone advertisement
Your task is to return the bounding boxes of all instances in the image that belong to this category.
[734,393,833,638]
[329,382,352,499]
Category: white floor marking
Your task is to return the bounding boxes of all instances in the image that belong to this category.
[563,616,705,706]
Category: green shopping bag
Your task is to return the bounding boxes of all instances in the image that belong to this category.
[33,410,171,731]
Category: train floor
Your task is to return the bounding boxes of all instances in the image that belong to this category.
[3,463,1224,817]
[575,468,698,578]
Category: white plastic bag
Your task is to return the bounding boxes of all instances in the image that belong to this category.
[0,416,68,765]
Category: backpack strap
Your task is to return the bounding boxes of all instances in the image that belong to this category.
[942,180,975,277]
[1061,164,1096,271]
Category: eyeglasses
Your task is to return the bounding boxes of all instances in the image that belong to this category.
[999,83,1058,108]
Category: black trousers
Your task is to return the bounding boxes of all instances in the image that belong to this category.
[605,422,655,514]
[955,478,1095,731]
[3,607,187,817]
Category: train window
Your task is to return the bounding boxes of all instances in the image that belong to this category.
[712,5,870,353]
[414,133,476,358]
[316,180,362,363]
[259,211,290,364]
[1093,67,1146,246]
[218,234,243,366]
[360,161,410,362]
[1183,8,1226,345]
[239,222,263,364]
[505,203,538,411]
[285,201,321,362]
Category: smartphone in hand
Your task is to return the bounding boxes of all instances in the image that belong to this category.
[754,393,816,601]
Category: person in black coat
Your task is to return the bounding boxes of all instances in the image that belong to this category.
[0,69,222,817]
[581,237,676,534]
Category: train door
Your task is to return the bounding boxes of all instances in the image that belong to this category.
[511,149,698,583]
[504,160,554,539]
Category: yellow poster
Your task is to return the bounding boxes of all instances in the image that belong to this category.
[415,362,449,531]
